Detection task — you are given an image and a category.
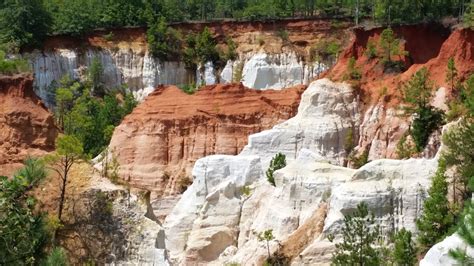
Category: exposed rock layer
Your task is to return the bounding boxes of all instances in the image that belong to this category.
[0,74,58,175]
[162,79,439,265]
[326,26,474,160]
[27,19,350,105]
[107,83,304,199]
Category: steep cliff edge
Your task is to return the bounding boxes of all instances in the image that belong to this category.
[0,74,58,175]
[325,25,474,160]
[106,83,304,203]
[28,19,350,105]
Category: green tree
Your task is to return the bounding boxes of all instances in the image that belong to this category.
[147,17,183,60]
[0,158,49,265]
[392,228,417,266]
[446,57,459,95]
[449,203,474,265]
[266,153,286,186]
[416,160,454,251]
[42,246,68,266]
[88,57,104,96]
[330,202,382,266]
[0,0,51,48]
[257,229,275,259]
[379,27,406,71]
[47,135,85,222]
[402,67,444,151]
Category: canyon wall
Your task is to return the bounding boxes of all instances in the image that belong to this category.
[26,19,350,105]
[162,79,439,265]
[0,74,58,175]
[105,83,304,209]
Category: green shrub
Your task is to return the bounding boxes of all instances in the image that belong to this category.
[350,150,369,169]
[43,247,68,266]
[266,153,286,186]
[392,228,417,266]
[346,56,362,80]
[411,106,444,152]
[365,40,377,60]
[396,133,417,159]
[147,17,183,61]
[179,83,197,94]
[275,28,289,41]
[0,50,30,75]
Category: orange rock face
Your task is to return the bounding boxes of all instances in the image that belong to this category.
[108,83,304,197]
[325,25,474,160]
[0,74,58,175]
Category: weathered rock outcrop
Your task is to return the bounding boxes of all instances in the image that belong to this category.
[240,79,359,168]
[161,79,439,265]
[106,83,304,201]
[326,26,474,160]
[420,233,474,266]
[0,74,58,175]
[27,19,350,105]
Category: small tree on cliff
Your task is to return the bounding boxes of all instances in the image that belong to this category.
[46,135,85,223]
[449,203,474,264]
[329,202,382,265]
[446,57,459,95]
[379,28,407,71]
[416,160,454,251]
[401,67,444,151]
[257,229,275,259]
[266,153,286,186]
[0,158,49,264]
[392,228,417,266]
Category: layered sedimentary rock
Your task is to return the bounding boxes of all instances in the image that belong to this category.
[161,79,437,265]
[326,26,474,160]
[27,19,350,105]
[240,78,359,167]
[106,83,304,200]
[0,74,58,175]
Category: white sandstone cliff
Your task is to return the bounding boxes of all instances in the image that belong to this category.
[163,79,440,265]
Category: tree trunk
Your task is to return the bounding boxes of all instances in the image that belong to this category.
[58,160,69,222]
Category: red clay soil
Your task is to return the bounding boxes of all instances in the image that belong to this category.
[326,24,474,108]
[0,74,58,175]
[108,83,305,197]
[39,18,351,51]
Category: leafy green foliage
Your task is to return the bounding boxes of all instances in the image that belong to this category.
[42,247,68,266]
[411,106,445,152]
[402,67,444,152]
[416,160,454,251]
[310,39,341,64]
[179,83,197,95]
[88,57,104,96]
[365,40,377,60]
[183,27,220,70]
[0,50,30,75]
[147,17,183,60]
[449,203,474,264]
[464,2,474,28]
[0,0,50,49]
[55,80,137,157]
[330,202,382,266]
[346,56,362,80]
[266,153,286,186]
[257,229,275,258]
[0,158,49,265]
[0,0,466,49]
[379,28,407,72]
[395,133,417,159]
[392,228,417,266]
[223,37,238,62]
[350,150,369,169]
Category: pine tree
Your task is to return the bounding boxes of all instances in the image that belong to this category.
[266,153,286,186]
[446,57,459,95]
[392,228,417,266]
[449,203,474,265]
[379,28,405,65]
[330,202,382,266]
[416,160,454,250]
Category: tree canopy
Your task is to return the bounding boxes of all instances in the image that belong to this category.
[0,0,469,49]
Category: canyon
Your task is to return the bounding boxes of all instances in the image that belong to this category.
[26,19,349,106]
[2,19,474,265]
[0,74,57,175]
